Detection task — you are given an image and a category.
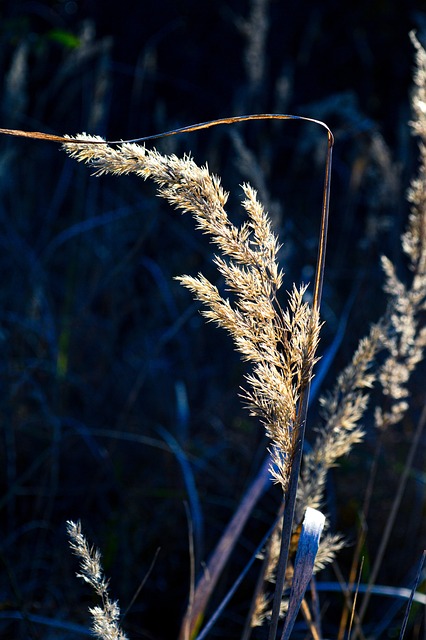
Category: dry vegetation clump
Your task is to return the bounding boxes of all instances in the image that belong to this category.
[0,3,425,640]
[60,32,426,638]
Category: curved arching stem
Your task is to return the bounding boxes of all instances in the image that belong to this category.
[0,113,333,314]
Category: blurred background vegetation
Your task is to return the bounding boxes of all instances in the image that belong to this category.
[0,0,425,638]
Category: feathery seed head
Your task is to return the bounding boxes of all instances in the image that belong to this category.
[62,135,321,492]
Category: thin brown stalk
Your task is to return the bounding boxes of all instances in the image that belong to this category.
[337,515,367,640]
[182,502,196,640]
[0,113,333,147]
[333,561,367,640]
[268,388,309,640]
[348,557,364,640]
[179,456,271,640]
[268,127,333,640]
[300,598,321,640]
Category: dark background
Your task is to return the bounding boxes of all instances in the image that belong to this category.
[0,1,425,638]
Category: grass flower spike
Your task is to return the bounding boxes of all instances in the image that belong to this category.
[67,520,128,640]
[63,135,321,493]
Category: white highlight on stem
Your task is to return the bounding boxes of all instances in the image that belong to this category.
[281,507,326,640]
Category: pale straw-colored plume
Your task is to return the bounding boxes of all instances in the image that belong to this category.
[63,136,321,493]
[298,323,382,514]
[374,32,426,430]
[67,520,128,640]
